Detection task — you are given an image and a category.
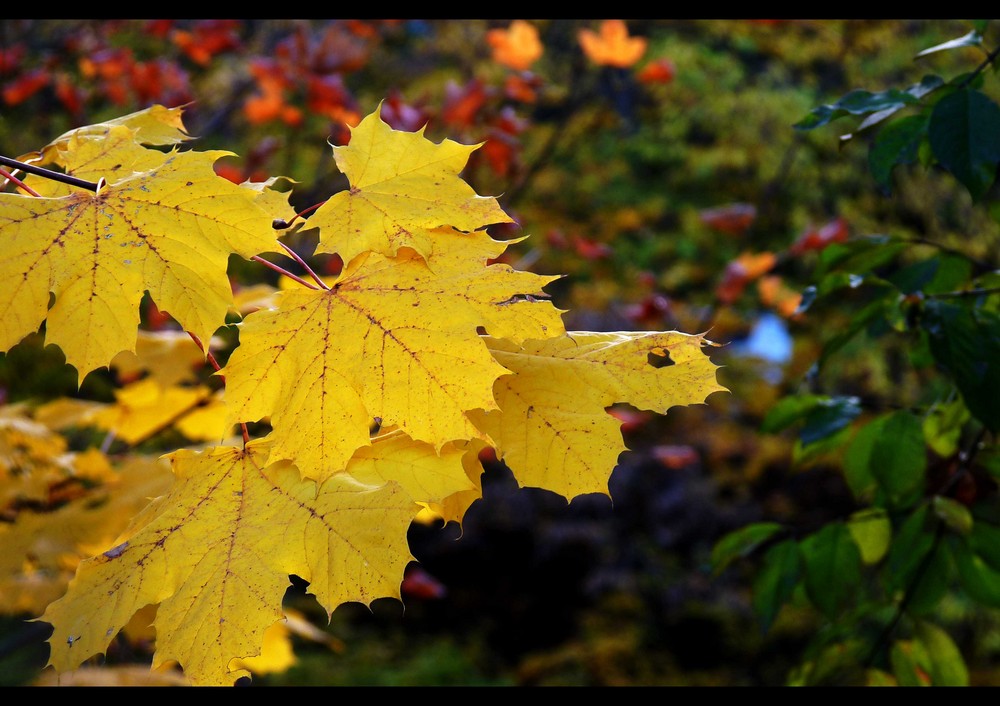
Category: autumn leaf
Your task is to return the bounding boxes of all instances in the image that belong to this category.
[0,125,282,378]
[223,239,563,481]
[486,20,544,71]
[578,20,647,68]
[306,105,514,266]
[110,329,218,388]
[90,378,211,446]
[347,428,478,507]
[41,442,418,686]
[0,454,172,614]
[470,332,726,501]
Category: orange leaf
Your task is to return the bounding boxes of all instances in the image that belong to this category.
[757,275,802,318]
[578,20,646,68]
[486,20,543,71]
[716,251,776,304]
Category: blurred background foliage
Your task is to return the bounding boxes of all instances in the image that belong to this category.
[1,19,999,686]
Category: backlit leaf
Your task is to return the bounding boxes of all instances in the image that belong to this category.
[472,331,725,501]
[0,127,282,379]
[307,106,513,266]
[41,442,418,686]
[223,242,563,481]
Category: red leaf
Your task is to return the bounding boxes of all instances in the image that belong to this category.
[2,68,49,105]
[790,217,849,255]
[637,58,676,85]
[699,202,757,236]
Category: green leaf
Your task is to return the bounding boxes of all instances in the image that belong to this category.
[932,495,973,535]
[924,300,1000,431]
[968,522,1000,572]
[922,397,970,457]
[800,397,862,446]
[846,412,926,508]
[916,30,982,58]
[761,394,824,433]
[923,254,972,295]
[795,88,921,131]
[869,411,927,508]
[928,89,1000,200]
[800,523,862,618]
[711,522,785,576]
[913,620,969,686]
[846,508,891,564]
[888,257,940,295]
[752,539,801,632]
[890,639,933,686]
[953,536,1000,607]
[869,114,929,190]
[885,506,950,614]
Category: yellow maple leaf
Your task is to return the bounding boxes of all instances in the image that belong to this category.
[578,20,647,68]
[0,454,172,614]
[347,428,477,506]
[0,125,282,379]
[14,104,192,175]
[173,391,236,443]
[90,378,211,446]
[471,332,727,501]
[40,442,417,686]
[224,243,563,481]
[307,105,514,266]
[110,330,217,388]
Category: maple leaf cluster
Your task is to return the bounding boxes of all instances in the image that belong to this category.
[0,104,724,684]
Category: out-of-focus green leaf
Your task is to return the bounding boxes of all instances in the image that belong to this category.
[815,235,905,279]
[847,508,891,564]
[800,397,862,446]
[923,254,972,295]
[761,395,824,433]
[800,523,862,618]
[923,397,970,457]
[932,495,973,535]
[844,421,880,500]
[889,257,940,294]
[865,669,898,686]
[886,506,950,614]
[916,30,982,58]
[847,412,926,508]
[913,619,969,686]
[891,639,933,686]
[752,539,801,632]
[711,522,785,576]
[869,114,929,190]
[928,89,1000,200]
[968,522,1000,571]
[795,88,921,130]
[952,536,1000,607]
[924,300,1000,431]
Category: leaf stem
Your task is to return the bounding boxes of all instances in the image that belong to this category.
[0,154,101,192]
[187,331,250,446]
[272,199,327,230]
[0,166,41,196]
[278,241,330,290]
[250,254,320,290]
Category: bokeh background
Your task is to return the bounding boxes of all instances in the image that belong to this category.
[1,19,998,686]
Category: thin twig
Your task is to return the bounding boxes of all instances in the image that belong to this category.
[187,331,250,446]
[0,154,100,192]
